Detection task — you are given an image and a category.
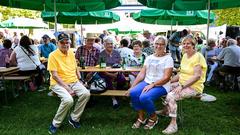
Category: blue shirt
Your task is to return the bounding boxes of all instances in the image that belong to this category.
[99,49,121,66]
[39,43,57,58]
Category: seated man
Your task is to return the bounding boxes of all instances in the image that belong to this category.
[48,33,90,134]
[214,39,240,89]
[75,34,100,81]
[99,36,127,108]
[39,34,56,59]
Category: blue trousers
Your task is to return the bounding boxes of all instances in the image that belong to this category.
[130,81,167,115]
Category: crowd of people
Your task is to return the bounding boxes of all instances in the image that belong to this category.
[0,29,240,134]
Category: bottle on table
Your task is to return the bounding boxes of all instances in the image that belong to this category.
[79,56,85,69]
[122,57,127,70]
[141,54,146,67]
[100,57,106,68]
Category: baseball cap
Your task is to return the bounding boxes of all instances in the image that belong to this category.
[42,34,50,39]
[58,32,69,41]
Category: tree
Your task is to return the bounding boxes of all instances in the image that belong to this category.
[0,6,40,21]
[213,7,240,26]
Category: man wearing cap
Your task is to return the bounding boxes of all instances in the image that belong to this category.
[48,33,90,134]
[75,34,100,82]
[75,33,100,67]
[39,34,57,58]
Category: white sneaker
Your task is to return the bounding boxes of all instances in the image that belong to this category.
[162,124,178,134]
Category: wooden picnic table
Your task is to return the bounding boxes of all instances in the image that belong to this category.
[78,66,142,72]
[0,67,19,76]
[0,67,19,104]
[78,66,142,96]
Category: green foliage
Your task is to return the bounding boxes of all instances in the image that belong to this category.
[0,6,40,21]
[213,7,240,26]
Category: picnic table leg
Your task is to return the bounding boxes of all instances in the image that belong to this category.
[1,75,8,105]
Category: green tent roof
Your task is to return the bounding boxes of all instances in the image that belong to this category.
[131,8,215,25]
[0,0,122,12]
[138,0,240,10]
[41,10,120,24]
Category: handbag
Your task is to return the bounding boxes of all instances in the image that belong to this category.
[20,46,41,72]
[87,72,107,94]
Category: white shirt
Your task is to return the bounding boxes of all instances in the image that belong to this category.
[118,47,134,58]
[144,54,174,92]
[14,45,41,71]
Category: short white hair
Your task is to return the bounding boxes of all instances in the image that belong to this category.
[154,36,168,45]
[227,39,237,46]
[103,36,114,44]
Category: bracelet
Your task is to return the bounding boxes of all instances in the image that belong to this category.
[180,84,185,89]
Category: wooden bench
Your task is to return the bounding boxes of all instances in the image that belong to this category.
[91,90,127,96]
[1,76,31,81]
[49,90,128,97]
[0,76,32,93]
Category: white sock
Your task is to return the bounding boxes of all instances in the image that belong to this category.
[112,98,118,105]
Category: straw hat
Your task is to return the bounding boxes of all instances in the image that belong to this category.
[86,33,96,40]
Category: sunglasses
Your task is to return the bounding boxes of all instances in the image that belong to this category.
[60,41,70,44]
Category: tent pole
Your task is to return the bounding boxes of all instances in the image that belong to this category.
[80,17,83,42]
[54,0,57,33]
[206,0,210,46]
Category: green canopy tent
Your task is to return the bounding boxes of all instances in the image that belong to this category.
[0,17,48,28]
[41,10,120,24]
[138,0,240,10]
[138,0,240,45]
[0,0,122,32]
[107,28,141,35]
[0,0,122,12]
[132,9,215,25]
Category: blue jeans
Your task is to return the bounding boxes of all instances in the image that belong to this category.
[130,81,167,115]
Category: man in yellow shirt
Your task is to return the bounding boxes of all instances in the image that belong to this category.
[48,33,90,134]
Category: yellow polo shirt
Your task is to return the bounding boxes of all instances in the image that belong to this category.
[179,52,207,93]
[48,49,78,86]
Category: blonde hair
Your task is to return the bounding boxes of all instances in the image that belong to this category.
[181,36,196,46]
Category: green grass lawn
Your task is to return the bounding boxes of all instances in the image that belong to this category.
[1,86,240,135]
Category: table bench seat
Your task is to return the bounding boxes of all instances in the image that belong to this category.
[1,76,31,81]
[91,90,127,96]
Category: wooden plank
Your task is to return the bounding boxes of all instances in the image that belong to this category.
[0,76,31,80]
[49,90,128,97]
[78,66,141,72]
[0,67,19,74]
[91,90,127,96]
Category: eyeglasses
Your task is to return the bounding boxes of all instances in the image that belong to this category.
[154,43,165,46]
[60,41,70,44]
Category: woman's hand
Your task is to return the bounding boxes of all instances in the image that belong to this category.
[142,83,154,93]
[125,88,132,96]
[172,85,182,94]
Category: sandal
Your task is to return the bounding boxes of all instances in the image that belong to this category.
[131,118,147,129]
[143,117,158,130]
[162,124,178,134]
